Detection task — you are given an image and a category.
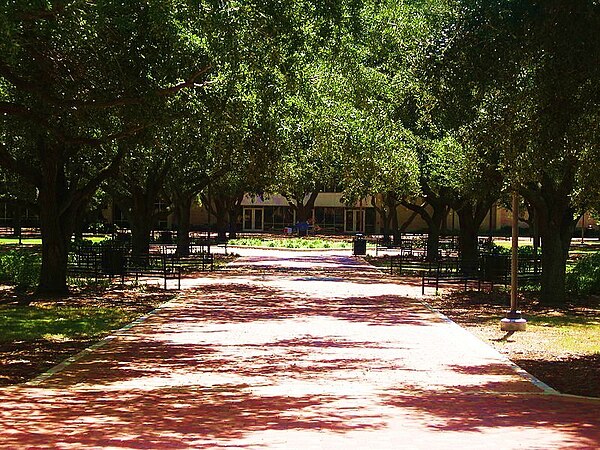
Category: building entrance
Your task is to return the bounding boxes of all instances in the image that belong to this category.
[243,208,264,231]
[345,209,364,233]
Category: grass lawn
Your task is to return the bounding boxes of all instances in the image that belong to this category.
[1,305,143,342]
[228,237,357,249]
[0,287,173,385]
[428,290,600,398]
[0,235,109,246]
[0,237,42,245]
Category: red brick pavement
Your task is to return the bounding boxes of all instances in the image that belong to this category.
[0,251,599,449]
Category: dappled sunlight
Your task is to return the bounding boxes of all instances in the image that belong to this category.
[1,251,599,448]
[380,391,600,447]
[0,387,387,448]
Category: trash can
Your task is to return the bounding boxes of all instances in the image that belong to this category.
[481,254,509,283]
[101,246,126,276]
[157,231,173,244]
[353,234,367,256]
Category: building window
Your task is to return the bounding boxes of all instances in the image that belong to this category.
[263,206,295,231]
[314,207,344,232]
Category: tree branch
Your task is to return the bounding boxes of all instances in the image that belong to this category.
[0,142,42,185]
[0,101,42,121]
[18,1,66,21]
[157,65,213,97]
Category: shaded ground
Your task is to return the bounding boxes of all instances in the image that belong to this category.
[0,285,173,386]
[428,290,600,398]
[0,252,599,449]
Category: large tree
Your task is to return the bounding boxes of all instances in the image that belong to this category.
[0,1,210,294]
[433,0,600,304]
[324,0,451,250]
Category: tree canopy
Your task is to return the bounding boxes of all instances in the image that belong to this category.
[1,0,599,303]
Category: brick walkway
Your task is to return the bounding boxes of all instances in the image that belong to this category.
[1,251,599,449]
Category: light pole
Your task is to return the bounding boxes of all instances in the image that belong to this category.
[501,190,527,331]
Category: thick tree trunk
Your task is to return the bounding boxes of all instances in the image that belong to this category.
[128,195,154,260]
[401,198,447,260]
[380,210,391,243]
[391,208,401,244]
[130,216,152,260]
[522,177,578,305]
[457,208,480,275]
[295,204,312,223]
[426,205,446,261]
[37,181,75,296]
[209,196,228,240]
[425,224,441,261]
[174,196,192,256]
[228,203,242,239]
[291,192,319,223]
[538,214,575,305]
[371,197,390,243]
[215,213,227,240]
[38,205,72,295]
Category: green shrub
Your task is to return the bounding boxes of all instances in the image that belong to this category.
[566,252,600,296]
[487,243,539,257]
[0,249,41,289]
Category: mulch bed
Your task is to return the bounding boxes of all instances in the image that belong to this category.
[428,290,600,398]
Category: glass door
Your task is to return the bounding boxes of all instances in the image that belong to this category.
[243,208,264,231]
[345,209,364,233]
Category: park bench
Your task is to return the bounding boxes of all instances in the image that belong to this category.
[68,244,127,283]
[377,237,426,257]
[389,252,431,277]
[170,252,214,272]
[127,254,181,290]
[480,254,541,288]
[421,257,483,295]
[69,245,181,289]
[157,243,216,271]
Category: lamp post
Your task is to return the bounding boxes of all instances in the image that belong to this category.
[501,190,527,331]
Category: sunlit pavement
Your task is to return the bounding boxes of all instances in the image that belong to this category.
[1,251,599,449]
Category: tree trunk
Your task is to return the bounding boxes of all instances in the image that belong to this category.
[174,196,192,256]
[401,198,447,260]
[426,203,446,261]
[228,202,242,239]
[130,216,152,260]
[38,205,72,295]
[291,192,319,223]
[425,223,441,261]
[538,213,575,305]
[522,177,578,305]
[215,212,227,240]
[457,208,479,275]
[36,179,75,295]
[380,210,391,243]
[371,197,390,243]
[210,196,228,240]
[295,204,311,223]
[13,205,22,238]
[128,195,154,260]
[391,208,401,244]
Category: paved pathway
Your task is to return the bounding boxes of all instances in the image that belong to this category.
[1,251,599,449]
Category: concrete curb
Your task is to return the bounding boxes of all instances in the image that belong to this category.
[419,299,563,396]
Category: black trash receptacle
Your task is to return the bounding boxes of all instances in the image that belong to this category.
[481,254,509,283]
[353,234,367,256]
[101,247,126,276]
[158,231,174,244]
